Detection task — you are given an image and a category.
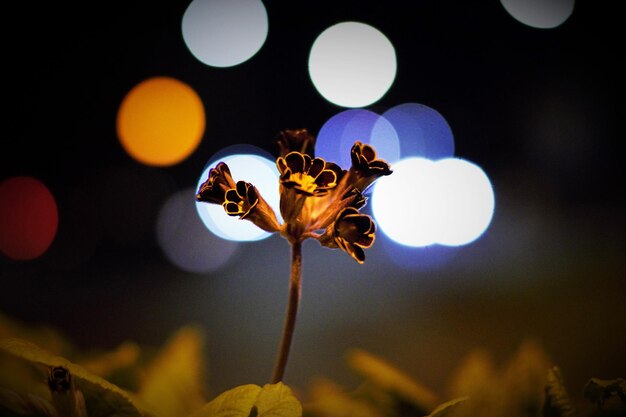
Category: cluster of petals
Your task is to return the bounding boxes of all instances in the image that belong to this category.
[196,129,392,263]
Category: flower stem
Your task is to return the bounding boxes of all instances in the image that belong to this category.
[271,240,302,383]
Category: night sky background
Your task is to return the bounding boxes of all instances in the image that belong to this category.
[2,0,625,408]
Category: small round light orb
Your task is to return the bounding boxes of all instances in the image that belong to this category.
[433,158,495,246]
[0,176,58,260]
[372,157,440,247]
[308,21,397,108]
[117,76,205,166]
[316,109,400,168]
[500,0,575,29]
[182,0,268,67]
[195,151,280,242]
[382,103,455,160]
[157,188,239,273]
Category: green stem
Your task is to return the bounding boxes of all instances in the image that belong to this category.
[271,240,302,383]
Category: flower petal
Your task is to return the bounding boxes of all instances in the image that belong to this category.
[276,157,289,175]
[225,188,242,203]
[236,181,248,199]
[285,152,308,174]
[308,158,326,178]
[314,169,338,189]
[224,202,242,216]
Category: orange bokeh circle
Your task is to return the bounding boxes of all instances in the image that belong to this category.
[117,76,205,166]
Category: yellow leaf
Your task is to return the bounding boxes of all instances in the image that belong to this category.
[0,312,72,356]
[0,337,149,417]
[425,396,468,417]
[346,349,438,412]
[305,377,385,417]
[188,383,302,417]
[78,341,141,378]
[446,348,503,417]
[502,339,552,415]
[138,325,208,417]
[188,384,262,417]
[255,382,302,417]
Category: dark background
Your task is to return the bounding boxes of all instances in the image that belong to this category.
[2,0,625,408]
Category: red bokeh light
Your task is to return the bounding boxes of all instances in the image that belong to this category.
[0,176,59,260]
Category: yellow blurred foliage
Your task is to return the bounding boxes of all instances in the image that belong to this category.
[138,325,208,417]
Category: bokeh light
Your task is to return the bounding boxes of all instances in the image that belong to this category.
[380,237,460,271]
[0,176,58,260]
[117,76,205,166]
[500,0,575,29]
[308,21,396,108]
[372,158,439,247]
[196,148,280,241]
[157,188,239,273]
[182,0,268,67]
[316,109,400,168]
[382,103,455,160]
[372,157,495,247]
[431,158,496,246]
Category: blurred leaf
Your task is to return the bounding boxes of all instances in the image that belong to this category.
[446,349,503,417]
[425,396,468,417]
[0,312,73,356]
[304,377,385,417]
[448,349,497,398]
[346,349,438,414]
[78,341,140,378]
[138,325,208,417]
[0,337,150,417]
[542,367,576,417]
[583,377,626,408]
[502,340,552,416]
[188,383,301,417]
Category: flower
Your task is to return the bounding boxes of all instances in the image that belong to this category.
[223,180,281,233]
[276,152,341,197]
[196,162,236,205]
[319,207,376,264]
[196,129,392,263]
[347,141,393,192]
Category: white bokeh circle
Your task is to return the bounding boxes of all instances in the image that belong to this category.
[308,21,397,108]
[182,0,268,67]
[372,157,495,247]
[500,0,575,29]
